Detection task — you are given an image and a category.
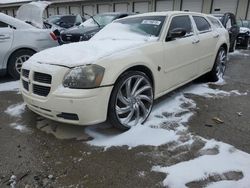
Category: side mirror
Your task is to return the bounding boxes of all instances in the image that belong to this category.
[75,22,81,26]
[167,28,187,41]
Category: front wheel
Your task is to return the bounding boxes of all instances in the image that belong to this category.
[207,47,227,82]
[8,49,35,80]
[108,71,154,130]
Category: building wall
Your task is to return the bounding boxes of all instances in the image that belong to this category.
[0,0,250,19]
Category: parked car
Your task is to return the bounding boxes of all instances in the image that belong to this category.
[212,13,239,52]
[236,20,250,49]
[59,12,133,44]
[21,11,229,130]
[46,14,85,30]
[0,3,58,79]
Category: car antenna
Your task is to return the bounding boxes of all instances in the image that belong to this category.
[84,13,101,27]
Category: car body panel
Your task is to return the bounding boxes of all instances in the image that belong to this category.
[20,11,229,125]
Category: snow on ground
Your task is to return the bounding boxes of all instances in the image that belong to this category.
[153,140,250,188]
[229,50,250,57]
[0,81,19,92]
[5,102,25,117]
[10,123,30,133]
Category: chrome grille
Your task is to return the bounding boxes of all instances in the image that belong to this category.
[33,84,51,97]
[34,72,52,84]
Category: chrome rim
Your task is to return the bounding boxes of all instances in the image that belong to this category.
[115,75,153,128]
[15,55,30,74]
[216,49,226,78]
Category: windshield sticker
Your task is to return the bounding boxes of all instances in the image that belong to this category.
[141,20,161,25]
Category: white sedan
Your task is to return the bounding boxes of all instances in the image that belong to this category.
[0,1,58,79]
[21,11,229,130]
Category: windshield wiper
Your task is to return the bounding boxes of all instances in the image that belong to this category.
[84,13,101,28]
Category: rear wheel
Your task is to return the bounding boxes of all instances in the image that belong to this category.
[108,71,154,130]
[207,47,227,82]
[8,49,35,80]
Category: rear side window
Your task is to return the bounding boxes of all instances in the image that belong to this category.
[208,17,223,28]
[0,21,8,28]
[168,15,193,36]
[193,16,211,32]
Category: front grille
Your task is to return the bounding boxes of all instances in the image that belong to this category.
[61,34,81,43]
[22,80,29,91]
[33,84,50,97]
[22,69,30,78]
[34,72,52,84]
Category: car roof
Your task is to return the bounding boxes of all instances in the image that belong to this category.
[125,11,208,18]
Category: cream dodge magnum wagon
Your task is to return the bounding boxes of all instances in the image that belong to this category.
[21,11,229,130]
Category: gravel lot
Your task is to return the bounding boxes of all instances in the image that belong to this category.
[0,49,250,188]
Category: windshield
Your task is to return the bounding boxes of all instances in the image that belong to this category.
[81,14,117,27]
[49,15,75,25]
[91,16,166,41]
[237,20,250,28]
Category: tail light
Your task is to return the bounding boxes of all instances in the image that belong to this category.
[50,32,57,41]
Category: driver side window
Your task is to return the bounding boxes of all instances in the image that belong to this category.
[167,15,193,38]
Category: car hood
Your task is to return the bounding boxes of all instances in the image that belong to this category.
[28,39,149,68]
[16,1,51,29]
[62,25,101,35]
[239,27,250,34]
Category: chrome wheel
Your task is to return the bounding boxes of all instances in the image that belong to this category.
[115,75,153,128]
[216,49,226,78]
[15,55,30,74]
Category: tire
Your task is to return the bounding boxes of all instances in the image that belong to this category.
[108,71,154,130]
[229,39,236,53]
[242,37,249,50]
[8,49,35,80]
[207,47,227,82]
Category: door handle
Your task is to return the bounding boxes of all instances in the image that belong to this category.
[192,39,200,44]
[213,34,220,38]
[0,34,10,40]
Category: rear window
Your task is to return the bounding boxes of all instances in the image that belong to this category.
[193,16,211,32]
[208,17,223,28]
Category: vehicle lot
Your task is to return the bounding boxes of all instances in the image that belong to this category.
[0,49,250,187]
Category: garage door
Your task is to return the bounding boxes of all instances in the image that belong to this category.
[212,0,238,14]
[156,0,173,11]
[181,0,203,12]
[58,7,68,15]
[70,6,81,15]
[247,5,250,19]
[83,5,94,18]
[47,7,56,17]
[114,3,129,12]
[133,2,150,13]
[98,4,111,13]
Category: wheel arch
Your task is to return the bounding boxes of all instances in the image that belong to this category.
[6,47,37,69]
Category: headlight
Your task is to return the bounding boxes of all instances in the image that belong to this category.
[63,65,105,89]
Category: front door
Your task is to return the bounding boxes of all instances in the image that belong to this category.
[162,15,199,91]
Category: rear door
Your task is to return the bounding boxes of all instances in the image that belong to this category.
[162,15,200,90]
[192,16,218,73]
[0,21,13,68]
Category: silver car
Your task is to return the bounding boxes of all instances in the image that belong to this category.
[0,1,58,79]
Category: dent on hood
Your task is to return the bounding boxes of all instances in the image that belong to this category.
[16,1,51,29]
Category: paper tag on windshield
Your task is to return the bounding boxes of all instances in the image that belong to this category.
[141,20,161,25]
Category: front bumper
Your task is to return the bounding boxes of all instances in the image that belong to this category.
[21,62,113,126]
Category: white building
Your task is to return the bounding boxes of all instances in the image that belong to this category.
[1,0,250,19]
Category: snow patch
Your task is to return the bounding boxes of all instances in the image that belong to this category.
[10,123,30,133]
[0,81,19,92]
[5,102,26,117]
[229,50,249,57]
[152,140,250,188]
